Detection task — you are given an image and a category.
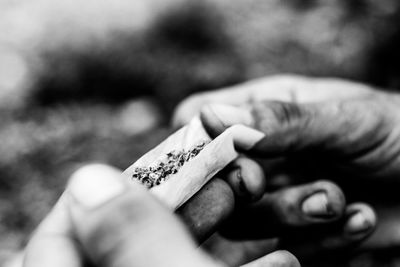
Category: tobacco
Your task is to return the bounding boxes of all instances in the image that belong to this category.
[131,141,208,188]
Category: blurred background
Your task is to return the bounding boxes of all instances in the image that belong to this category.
[1,0,400,266]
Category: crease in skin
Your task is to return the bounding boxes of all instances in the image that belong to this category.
[350,126,400,178]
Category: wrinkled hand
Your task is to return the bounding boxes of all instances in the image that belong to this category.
[22,164,299,267]
[174,75,400,264]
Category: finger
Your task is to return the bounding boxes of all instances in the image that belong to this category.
[67,164,220,267]
[201,99,388,161]
[221,180,346,239]
[241,250,300,267]
[23,195,82,267]
[172,75,371,127]
[207,203,375,266]
[177,178,235,243]
[225,157,266,202]
[342,203,376,242]
[286,203,376,261]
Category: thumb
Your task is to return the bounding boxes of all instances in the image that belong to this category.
[66,164,221,267]
[241,251,300,267]
[200,99,386,157]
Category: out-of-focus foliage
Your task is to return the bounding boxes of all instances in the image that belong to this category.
[1,0,400,266]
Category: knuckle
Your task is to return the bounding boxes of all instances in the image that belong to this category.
[335,98,385,129]
[274,193,300,225]
[279,193,297,211]
[253,101,310,133]
[329,98,391,150]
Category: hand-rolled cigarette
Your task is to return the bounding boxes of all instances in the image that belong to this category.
[123,117,239,210]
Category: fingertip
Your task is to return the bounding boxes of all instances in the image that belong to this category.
[242,250,300,267]
[68,164,126,209]
[264,180,345,227]
[344,203,376,239]
[200,104,267,151]
[226,157,266,202]
[271,250,301,267]
[69,164,124,188]
[311,203,377,252]
[200,104,255,136]
[227,125,266,151]
[200,104,229,138]
[316,181,346,219]
[172,95,204,128]
[300,180,346,222]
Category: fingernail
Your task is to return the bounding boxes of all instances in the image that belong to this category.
[229,124,265,150]
[302,192,334,218]
[207,104,254,127]
[68,165,125,209]
[344,212,371,236]
[234,169,253,200]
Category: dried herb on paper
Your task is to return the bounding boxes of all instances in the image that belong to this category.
[131,141,208,188]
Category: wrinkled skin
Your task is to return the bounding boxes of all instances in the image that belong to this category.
[174,75,400,265]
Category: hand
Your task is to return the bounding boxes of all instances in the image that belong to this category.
[173,75,372,127]
[173,75,399,264]
[22,164,299,267]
